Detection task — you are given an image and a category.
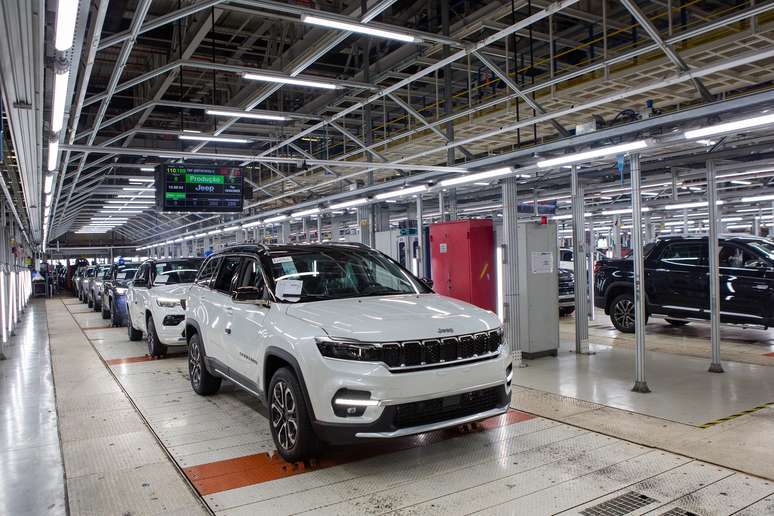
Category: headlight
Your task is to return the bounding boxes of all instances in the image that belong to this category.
[94,281,102,288]
[315,337,382,362]
[156,297,182,308]
[115,287,127,295]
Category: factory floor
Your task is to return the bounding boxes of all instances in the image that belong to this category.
[2,297,774,515]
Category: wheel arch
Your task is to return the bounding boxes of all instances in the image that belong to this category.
[263,347,316,421]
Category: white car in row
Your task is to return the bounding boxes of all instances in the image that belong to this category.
[126,258,203,357]
[184,243,511,462]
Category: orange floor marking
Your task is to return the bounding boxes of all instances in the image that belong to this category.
[184,409,534,496]
[765,352,774,357]
[106,352,187,365]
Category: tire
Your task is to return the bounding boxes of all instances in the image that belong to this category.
[93,292,101,312]
[665,318,689,327]
[126,309,143,341]
[269,367,319,463]
[87,293,93,308]
[101,297,110,319]
[559,307,575,317]
[110,298,122,327]
[188,333,221,395]
[609,292,646,333]
[146,315,167,358]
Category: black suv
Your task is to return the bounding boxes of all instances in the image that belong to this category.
[594,235,774,332]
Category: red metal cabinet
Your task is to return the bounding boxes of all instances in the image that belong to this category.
[429,219,495,312]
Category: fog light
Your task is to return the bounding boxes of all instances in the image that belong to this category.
[332,389,377,417]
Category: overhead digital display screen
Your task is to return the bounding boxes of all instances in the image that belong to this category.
[156,164,244,213]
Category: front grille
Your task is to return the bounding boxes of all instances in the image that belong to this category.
[379,330,502,372]
[393,386,502,429]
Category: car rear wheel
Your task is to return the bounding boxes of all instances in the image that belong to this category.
[110,298,122,327]
[93,293,101,312]
[610,293,643,333]
[126,309,143,341]
[146,315,167,358]
[101,299,110,319]
[87,293,93,308]
[188,333,220,395]
[269,367,318,463]
[665,318,690,327]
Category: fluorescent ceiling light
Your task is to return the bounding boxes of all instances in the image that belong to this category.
[183,235,195,240]
[329,198,368,210]
[537,140,648,168]
[375,184,427,200]
[741,194,774,203]
[301,15,418,43]
[115,195,153,199]
[207,229,222,235]
[122,187,154,191]
[179,135,251,143]
[195,233,207,238]
[291,207,320,217]
[242,220,262,228]
[223,226,241,232]
[264,214,288,223]
[684,113,774,139]
[139,167,155,172]
[100,210,142,214]
[173,238,184,243]
[726,224,752,229]
[552,212,592,220]
[717,167,774,179]
[242,73,338,90]
[44,175,54,195]
[664,201,724,210]
[730,180,752,185]
[182,129,201,134]
[665,221,695,226]
[106,200,153,204]
[54,0,78,51]
[439,167,512,187]
[51,71,70,132]
[48,140,60,172]
[600,207,652,215]
[205,109,289,121]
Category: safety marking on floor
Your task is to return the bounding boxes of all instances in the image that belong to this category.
[182,409,534,496]
[764,352,774,357]
[106,352,188,366]
[699,402,774,429]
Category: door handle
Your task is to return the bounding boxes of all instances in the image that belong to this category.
[225,327,231,335]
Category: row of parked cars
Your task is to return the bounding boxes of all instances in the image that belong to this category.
[70,243,512,461]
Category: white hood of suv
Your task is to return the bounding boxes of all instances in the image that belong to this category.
[284,294,500,342]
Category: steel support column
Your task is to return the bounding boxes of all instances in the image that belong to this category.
[416,195,425,278]
[502,177,523,367]
[707,160,724,373]
[630,153,651,393]
[357,206,371,246]
[572,165,590,354]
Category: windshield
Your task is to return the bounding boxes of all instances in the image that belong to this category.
[154,259,203,276]
[115,267,138,281]
[265,248,431,302]
[745,240,774,261]
[154,269,198,285]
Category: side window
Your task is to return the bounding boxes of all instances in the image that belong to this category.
[135,264,150,284]
[237,259,266,290]
[213,257,243,294]
[196,257,221,288]
[659,242,705,267]
[719,245,759,269]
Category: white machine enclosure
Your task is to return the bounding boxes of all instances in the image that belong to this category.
[184,244,511,459]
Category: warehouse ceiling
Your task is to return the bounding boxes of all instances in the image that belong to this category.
[33,0,774,245]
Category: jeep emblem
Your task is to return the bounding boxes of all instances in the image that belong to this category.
[437,328,454,334]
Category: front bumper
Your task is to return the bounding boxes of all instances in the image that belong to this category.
[559,293,575,308]
[301,345,512,440]
[156,309,187,345]
[312,384,510,443]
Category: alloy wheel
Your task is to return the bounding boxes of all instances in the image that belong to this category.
[613,298,635,330]
[270,381,298,451]
[189,340,202,389]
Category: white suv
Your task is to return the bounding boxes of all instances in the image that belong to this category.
[185,243,511,462]
[126,258,203,357]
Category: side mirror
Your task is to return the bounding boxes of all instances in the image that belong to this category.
[232,285,266,304]
[421,277,434,289]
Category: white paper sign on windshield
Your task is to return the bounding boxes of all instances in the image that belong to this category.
[154,274,169,284]
[275,279,302,302]
[116,273,127,280]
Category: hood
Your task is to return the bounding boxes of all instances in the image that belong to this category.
[151,283,191,297]
[285,293,500,342]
